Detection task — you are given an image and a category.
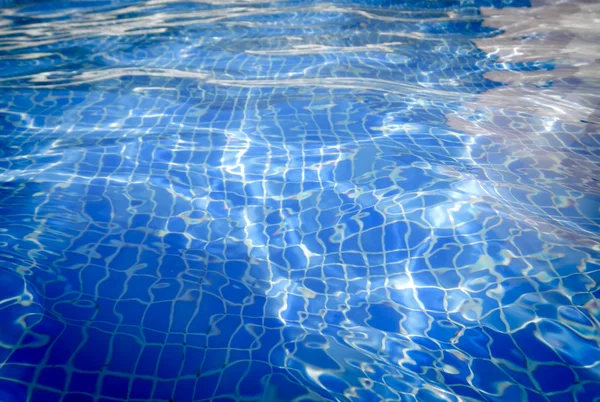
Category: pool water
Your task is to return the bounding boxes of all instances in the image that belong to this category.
[1,0,599,400]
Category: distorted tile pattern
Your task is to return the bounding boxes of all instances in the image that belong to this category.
[0,0,599,401]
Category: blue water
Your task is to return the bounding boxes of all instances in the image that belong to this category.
[1,0,600,401]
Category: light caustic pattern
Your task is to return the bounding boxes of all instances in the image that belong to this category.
[0,0,599,401]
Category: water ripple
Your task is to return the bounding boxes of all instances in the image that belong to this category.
[0,0,599,401]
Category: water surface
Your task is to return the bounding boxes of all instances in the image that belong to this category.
[0,0,599,401]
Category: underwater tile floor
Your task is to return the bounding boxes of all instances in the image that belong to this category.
[0,0,600,400]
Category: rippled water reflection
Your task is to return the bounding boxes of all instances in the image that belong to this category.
[0,0,599,401]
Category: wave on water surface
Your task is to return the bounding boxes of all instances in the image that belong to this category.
[0,0,599,401]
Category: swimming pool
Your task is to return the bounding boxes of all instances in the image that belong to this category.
[1,0,599,400]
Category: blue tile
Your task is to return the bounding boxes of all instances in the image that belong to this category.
[101,375,130,399]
